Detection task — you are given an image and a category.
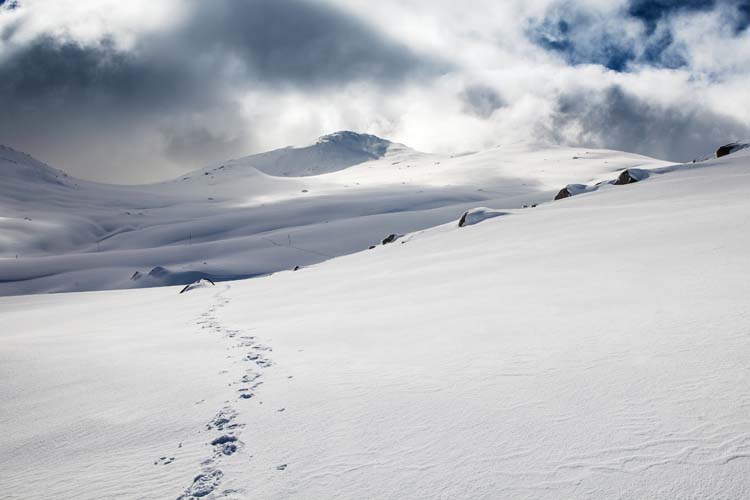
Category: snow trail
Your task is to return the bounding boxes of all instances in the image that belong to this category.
[178,285,275,500]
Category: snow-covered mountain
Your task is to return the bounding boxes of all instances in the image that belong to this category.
[231,131,396,177]
[1,144,749,500]
[0,132,672,295]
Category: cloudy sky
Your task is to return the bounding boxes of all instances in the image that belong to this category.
[0,0,748,182]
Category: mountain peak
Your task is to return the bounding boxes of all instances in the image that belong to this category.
[314,131,392,157]
[224,131,398,178]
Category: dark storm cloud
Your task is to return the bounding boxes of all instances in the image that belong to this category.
[0,36,200,111]
[180,0,443,87]
[161,124,246,166]
[0,0,442,103]
[460,85,506,119]
[0,34,229,179]
[0,0,444,180]
[545,85,750,162]
[628,0,750,34]
[527,0,750,71]
[627,0,716,34]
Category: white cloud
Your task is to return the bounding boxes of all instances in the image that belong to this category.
[0,0,748,181]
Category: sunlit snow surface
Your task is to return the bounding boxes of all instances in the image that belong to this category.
[0,135,668,295]
[1,142,750,499]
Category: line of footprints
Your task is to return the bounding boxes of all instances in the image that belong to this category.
[162,288,290,500]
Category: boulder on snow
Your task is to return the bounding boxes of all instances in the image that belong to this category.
[553,184,588,201]
[179,278,216,294]
[458,207,508,227]
[613,168,648,185]
[716,143,749,158]
[554,187,572,200]
[381,233,403,245]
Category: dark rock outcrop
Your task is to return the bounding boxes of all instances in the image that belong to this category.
[614,169,638,185]
[553,184,588,201]
[179,278,216,294]
[458,207,508,227]
[381,233,402,245]
[716,143,749,158]
[458,211,469,227]
[614,168,648,185]
[554,187,572,200]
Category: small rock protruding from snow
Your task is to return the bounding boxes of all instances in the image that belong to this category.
[458,207,508,227]
[179,278,216,294]
[614,168,648,185]
[554,187,572,200]
[554,184,588,201]
[716,143,749,158]
[381,233,403,245]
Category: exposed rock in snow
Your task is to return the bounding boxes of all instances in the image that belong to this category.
[613,168,648,185]
[458,207,508,227]
[554,187,571,200]
[381,233,403,245]
[554,184,588,200]
[715,142,749,158]
[179,278,216,294]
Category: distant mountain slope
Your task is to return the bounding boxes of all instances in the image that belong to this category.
[0,145,75,198]
[0,134,684,295]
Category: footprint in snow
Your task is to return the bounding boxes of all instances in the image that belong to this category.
[207,407,241,431]
[177,468,223,500]
[211,435,240,457]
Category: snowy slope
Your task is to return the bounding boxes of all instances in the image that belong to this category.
[2,148,749,499]
[0,133,670,296]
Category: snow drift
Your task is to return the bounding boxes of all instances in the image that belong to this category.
[458,207,508,227]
